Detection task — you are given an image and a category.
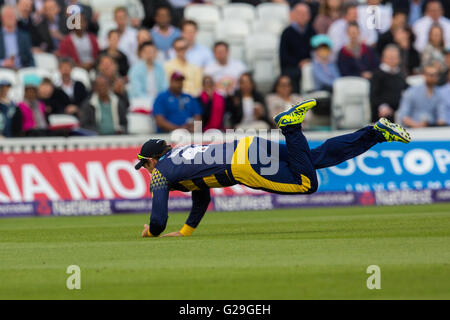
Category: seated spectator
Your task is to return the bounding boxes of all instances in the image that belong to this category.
[279,3,315,93]
[313,0,343,35]
[153,72,202,133]
[226,73,270,130]
[370,45,408,122]
[328,1,377,56]
[0,5,35,69]
[58,0,99,35]
[438,48,450,84]
[169,20,213,69]
[198,75,225,131]
[137,27,165,64]
[164,37,203,97]
[376,9,408,55]
[17,0,34,33]
[421,24,447,72]
[337,22,379,79]
[150,5,181,59]
[58,14,99,70]
[111,7,138,65]
[168,0,191,27]
[99,30,130,77]
[0,80,20,137]
[16,74,48,136]
[80,75,127,135]
[437,72,450,125]
[311,34,340,91]
[397,64,446,127]
[266,75,302,126]
[393,26,421,76]
[413,0,450,52]
[97,54,129,108]
[204,41,247,97]
[32,0,67,54]
[55,57,88,116]
[358,0,393,34]
[128,41,167,103]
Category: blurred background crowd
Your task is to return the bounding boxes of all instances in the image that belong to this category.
[0,0,449,138]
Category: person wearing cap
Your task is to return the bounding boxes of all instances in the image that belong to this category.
[16,74,48,136]
[310,34,340,92]
[136,100,412,238]
[0,80,20,137]
[152,71,202,133]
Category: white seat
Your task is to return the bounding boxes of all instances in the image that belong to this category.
[209,0,229,7]
[256,2,290,24]
[129,98,153,114]
[406,74,425,87]
[184,4,221,32]
[0,68,18,101]
[17,67,52,83]
[127,113,156,134]
[332,77,371,129]
[48,114,80,130]
[33,53,59,72]
[90,0,127,14]
[222,3,256,24]
[252,18,285,35]
[215,19,250,61]
[301,62,315,94]
[71,67,92,89]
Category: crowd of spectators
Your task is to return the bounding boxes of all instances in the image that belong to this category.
[0,0,449,138]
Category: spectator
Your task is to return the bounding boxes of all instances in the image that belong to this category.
[370,45,408,122]
[169,20,213,69]
[311,34,340,91]
[438,48,450,85]
[140,0,172,29]
[393,26,421,76]
[56,57,88,114]
[17,0,34,33]
[397,64,446,127]
[204,41,247,97]
[337,22,379,79]
[99,30,130,77]
[112,7,138,65]
[38,77,69,116]
[137,27,165,63]
[376,9,408,55]
[279,3,315,93]
[198,75,225,131]
[32,0,67,54]
[150,5,181,59]
[58,0,99,35]
[328,1,377,56]
[0,5,34,69]
[421,24,447,72]
[266,75,302,125]
[413,0,450,52]
[128,41,167,103]
[167,0,191,27]
[17,74,48,136]
[97,54,129,108]
[164,37,202,97]
[0,80,20,137]
[313,0,343,35]
[58,14,99,70]
[226,73,270,130]
[153,72,202,133]
[358,0,392,34]
[437,71,450,125]
[80,75,127,135]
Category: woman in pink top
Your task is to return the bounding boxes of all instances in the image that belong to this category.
[198,76,225,131]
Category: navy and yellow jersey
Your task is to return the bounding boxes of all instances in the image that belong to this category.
[148,136,313,237]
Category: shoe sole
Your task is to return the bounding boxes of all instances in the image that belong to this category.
[274,99,317,127]
[377,118,411,143]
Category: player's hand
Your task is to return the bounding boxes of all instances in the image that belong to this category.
[141,224,151,237]
[161,231,184,237]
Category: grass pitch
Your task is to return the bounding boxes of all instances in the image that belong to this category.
[0,204,449,300]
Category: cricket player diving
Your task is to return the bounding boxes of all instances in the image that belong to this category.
[135,99,411,238]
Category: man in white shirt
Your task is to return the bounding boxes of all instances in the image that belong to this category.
[168,20,213,69]
[413,0,450,52]
[204,41,247,96]
[328,1,378,55]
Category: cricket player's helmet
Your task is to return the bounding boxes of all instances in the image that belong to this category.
[135,139,168,170]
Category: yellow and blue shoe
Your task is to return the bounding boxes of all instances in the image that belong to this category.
[273,99,317,128]
[374,118,411,143]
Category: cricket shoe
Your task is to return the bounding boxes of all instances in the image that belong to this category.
[374,118,411,143]
[273,99,317,128]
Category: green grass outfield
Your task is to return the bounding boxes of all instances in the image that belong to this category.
[0,204,449,300]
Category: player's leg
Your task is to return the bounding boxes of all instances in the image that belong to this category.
[310,118,411,169]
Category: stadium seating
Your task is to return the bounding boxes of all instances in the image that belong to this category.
[184,4,221,49]
[33,53,59,72]
[222,3,256,24]
[127,113,156,134]
[215,19,250,61]
[251,19,286,36]
[406,74,425,87]
[331,77,371,129]
[300,62,331,101]
[256,2,290,25]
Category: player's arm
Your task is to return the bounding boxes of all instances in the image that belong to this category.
[162,188,211,237]
[142,173,170,238]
